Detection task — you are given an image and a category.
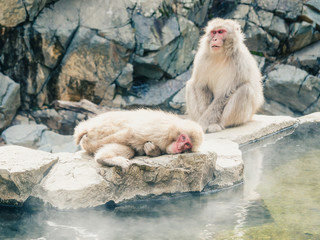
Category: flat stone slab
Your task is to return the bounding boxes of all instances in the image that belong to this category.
[206,114,299,145]
[32,150,217,209]
[0,146,58,206]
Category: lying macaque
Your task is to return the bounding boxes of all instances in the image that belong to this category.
[74,109,203,169]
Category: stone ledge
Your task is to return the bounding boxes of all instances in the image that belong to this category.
[1,113,319,209]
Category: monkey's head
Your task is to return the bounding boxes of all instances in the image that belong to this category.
[166,120,204,154]
[204,18,244,56]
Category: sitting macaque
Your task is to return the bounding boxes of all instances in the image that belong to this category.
[74,109,203,169]
[186,18,264,133]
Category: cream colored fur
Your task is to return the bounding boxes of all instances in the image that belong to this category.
[74,109,203,169]
[186,18,264,133]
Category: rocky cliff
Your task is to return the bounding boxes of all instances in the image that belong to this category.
[0,0,319,133]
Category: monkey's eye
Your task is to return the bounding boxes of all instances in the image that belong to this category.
[218,30,224,34]
[181,135,186,141]
[211,31,216,35]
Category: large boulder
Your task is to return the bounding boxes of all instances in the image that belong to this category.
[33,150,217,209]
[288,41,320,74]
[0,146,58,206]
[264,64,320,114]
[1,124,48,148]
[1,124,79,153]
[0,73,20,131]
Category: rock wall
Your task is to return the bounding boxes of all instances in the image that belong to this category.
[0,0,320,133]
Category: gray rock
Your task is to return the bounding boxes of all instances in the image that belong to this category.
[57,27,128,103]
[306,0,320,12]
[302,5,320,27]
[121,69,191,108]
[288,41,320,73]
[276,0,303,20]
[169,87,187,113]
[115,63,133,89]
[228,4,250,19]
[133,16,198,78]
[260,100,296,117]
[288,21,315,52]
[39,131,79,153]
[175,0,210,26]
[257,10,273,28]
[31,108,85,135]
[300,75,320,113]
[0,73,21,131]
[248,7,260,26]
[244,22,279,55]
[0,145,58,206]
[256,0,279,12]
[264,64,320,113]
[1,124,47,148]
[252,55,266,72]
[268,16,289,41]
[31,109,62,131]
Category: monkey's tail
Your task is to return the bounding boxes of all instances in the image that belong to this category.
[73,124,88,145]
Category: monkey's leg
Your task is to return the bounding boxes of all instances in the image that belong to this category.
[198,96,227,133]
[221,84,255,127]
[81,129,131,154]
[95,143,134,170]
[186,81,213,121]
[144,141,161,157]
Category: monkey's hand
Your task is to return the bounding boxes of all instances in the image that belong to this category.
[96,156,131,172]
[207,123,224,133]
[198,117,224,133]
[144,141,161,157]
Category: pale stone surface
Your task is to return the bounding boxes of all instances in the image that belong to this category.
[206,115,299,145]
[32,152,110,209]
[0,73,21,131]
[33,150,217,209]
[200,139,243,190]
[0,146,58,206]
[298,112,320,123]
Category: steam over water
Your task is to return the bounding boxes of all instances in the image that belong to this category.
[1,123,320,239]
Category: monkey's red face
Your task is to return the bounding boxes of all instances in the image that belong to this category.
[210,29,227,51]
[167,133,193,154]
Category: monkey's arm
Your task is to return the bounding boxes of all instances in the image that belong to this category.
[186,81,213,120]
[198,95,229,132]
[199,83,250,132]
[144,141,162,157]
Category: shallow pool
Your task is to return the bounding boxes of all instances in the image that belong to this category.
[1,122,319,240]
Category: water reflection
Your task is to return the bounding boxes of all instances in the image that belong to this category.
[0,123,319,239]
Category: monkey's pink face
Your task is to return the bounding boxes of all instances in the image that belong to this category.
[167,133,193,154]
[209,29,227,51]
